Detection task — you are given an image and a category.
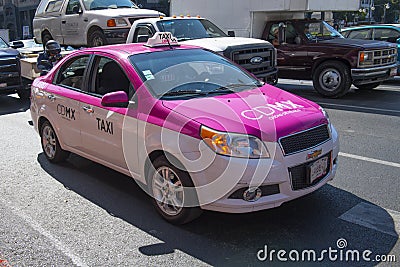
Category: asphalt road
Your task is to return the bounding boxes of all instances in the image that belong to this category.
[0,80,399,266]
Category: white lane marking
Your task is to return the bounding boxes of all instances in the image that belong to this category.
[0,200,88,267]
[318,102,400,115]
[339,152,400,168]
[339,202,400,238]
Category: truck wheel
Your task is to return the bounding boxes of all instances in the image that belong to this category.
[354,82,381,90]
[40,121,69,163]
[313,61,351,98]
[88,30,107,47]
[148,155,202,224]
[17,90,30,100]
[42,32,53,48]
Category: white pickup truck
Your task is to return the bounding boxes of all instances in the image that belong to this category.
[126,16,278,84]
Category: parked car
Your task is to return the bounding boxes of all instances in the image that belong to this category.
[0,37,30,99]
[263,19,398,96]
[33,0,162,47]
[341,24,400,74]
[30,33,339,224]
[9,39,44,55]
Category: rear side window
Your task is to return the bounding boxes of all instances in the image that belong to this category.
[44,0,63,13]
[347,29,371,40]
[55,55,90,91]
[373,28,400,43]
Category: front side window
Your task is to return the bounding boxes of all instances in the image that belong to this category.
[55,55,90,90]
[66,0,81,14]
[130,49,262,100]
[347,29,371,40]
[89,56,131,97]
[0,37,8,48]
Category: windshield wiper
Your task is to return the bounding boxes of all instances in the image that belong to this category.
[90,6,108,10]
[214,83,261,91]
[162,90,207,97]
[116,5,132,8]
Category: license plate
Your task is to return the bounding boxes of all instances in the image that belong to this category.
[309,156,329,184]
[390,67,397,76]
[0,83,7,88]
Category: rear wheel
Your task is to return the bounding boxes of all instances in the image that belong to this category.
[148,155,202,224]
[313,61,351,98]
[40,121,69,163]
[354,82,381,90]
[42,32,53,48]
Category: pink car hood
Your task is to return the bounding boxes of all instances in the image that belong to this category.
[161,85,327,141]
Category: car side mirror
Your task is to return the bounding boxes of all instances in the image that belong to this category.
[101,91,128,108]
[396,37,400,44]
[227,31,235,37]
[11,41,24,49]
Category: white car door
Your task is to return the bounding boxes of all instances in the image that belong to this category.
[61,0,84,45]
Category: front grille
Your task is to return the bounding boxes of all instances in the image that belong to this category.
[0,57,19,73]
[228,184,280,199]
[225,45,274,76]
[279,125,330,155]
[289,153,331,190]
[360,48,397,68]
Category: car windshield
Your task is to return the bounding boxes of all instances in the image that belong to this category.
[83,0,138,10]
[156,19,228,41]
[300,21,344,40]
[0,38,8,48]
[129,49,262,100]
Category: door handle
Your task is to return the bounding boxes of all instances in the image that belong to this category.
[82,106,94,113]
[61,20,66,24]
[83,18,88,22]
[48,94,56,101]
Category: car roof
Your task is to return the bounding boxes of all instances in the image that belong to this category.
[72,43,201,58]
[341,24,400,32]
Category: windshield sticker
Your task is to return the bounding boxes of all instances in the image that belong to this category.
[241,100,304,121]
[142,70,155,80]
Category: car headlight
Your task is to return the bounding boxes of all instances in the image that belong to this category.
[200,125,270,158]
[107,18,128,27]
[319,106,332,133]
[359,51,374,66]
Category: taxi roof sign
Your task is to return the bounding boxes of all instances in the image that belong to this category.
[144,32,179,48]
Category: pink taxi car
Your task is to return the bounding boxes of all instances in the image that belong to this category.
[30,33,339,224]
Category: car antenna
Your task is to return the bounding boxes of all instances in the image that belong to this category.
[158,11,174,49]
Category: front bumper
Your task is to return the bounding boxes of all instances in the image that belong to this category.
[351,63,398,85]
[255,68,279,85]
[183,125,339,213]
[0,72,22,95]
[104,28,130,44]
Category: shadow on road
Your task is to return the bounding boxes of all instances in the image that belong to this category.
[277,82,400,117]
[0,95,30,116]
[37,153,398,266]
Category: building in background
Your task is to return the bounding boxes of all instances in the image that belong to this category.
[0,0,39,41]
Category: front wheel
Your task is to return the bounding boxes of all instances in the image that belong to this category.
[88,30,107,47]
[313,61,351,98]
[354,82,381,90]
[40,121,69,163]
[148,155,202,224]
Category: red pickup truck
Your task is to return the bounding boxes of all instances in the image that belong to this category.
[263,19,398,98]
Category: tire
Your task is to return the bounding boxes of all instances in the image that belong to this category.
[17,89,30,100]
[42,32,53,48]
[40,121,69,163]
[148,155,202,224]
[312,61,351,98]
[354,82,381,90]
[88,29,107,47]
